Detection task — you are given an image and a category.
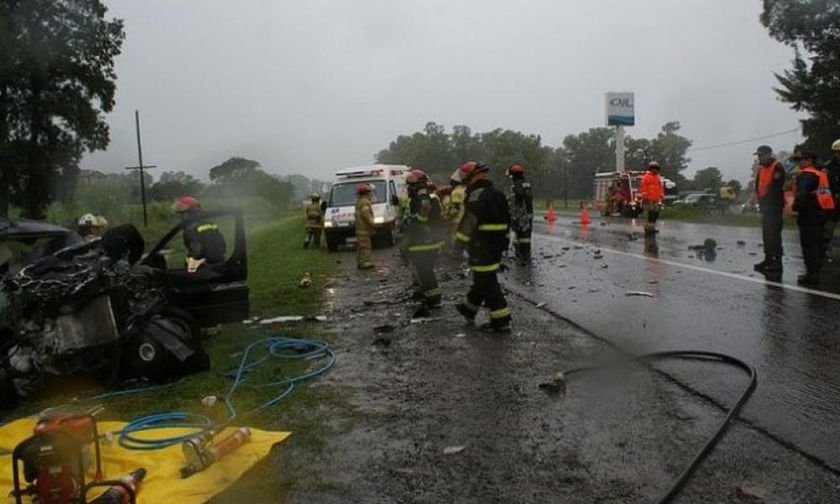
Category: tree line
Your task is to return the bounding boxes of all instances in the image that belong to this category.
[375,121,698,200]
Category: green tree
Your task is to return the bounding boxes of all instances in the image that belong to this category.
[150,171,204,202]
[692,167,723,193]
[761,1,840,158]
[206,157,295,210]
[478,128,551,187]
[209,156,261,183]
[561,127,615,198]
[0,0,125,218]
[725,179,743,195]
[647,122,692,184]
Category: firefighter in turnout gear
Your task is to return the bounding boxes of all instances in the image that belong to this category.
[405,170,443,317]
[444,172,467,253]
[304,193,324,249]
[823,139,840,256]
[639,162,664,234]
[355,184,376,270]
[173,196,226,272]
[792,151,835,286]
[454,161,512,333]
[506,164,534,260]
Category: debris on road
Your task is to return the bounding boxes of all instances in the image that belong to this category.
[371,336,392,348]
[201,395,218,408]
[737,484,769,500]
[736,240,746,247]
[259,315,328,325]
[626,291,654,298]
[299,272,312,288]
[410,317,438,324]
[442,445,467,456]
[374,324,395,333]
[454,333,467,338]
[535,302,547,308]
[538,371,566,395]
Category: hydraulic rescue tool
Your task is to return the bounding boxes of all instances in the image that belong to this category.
[180,427,252,478]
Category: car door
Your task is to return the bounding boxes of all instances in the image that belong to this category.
[142,209,249,327]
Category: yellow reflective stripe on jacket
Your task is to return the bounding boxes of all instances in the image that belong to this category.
[196,223,219,233]
[478,223,508,231]
[456,232,471,243]
[470,263,500,272]
[408,241,444,252]
[415,215,429,222]
[489,307,511,319]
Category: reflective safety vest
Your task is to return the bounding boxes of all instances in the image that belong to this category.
[799,167,836,211]
[756,161,779,198]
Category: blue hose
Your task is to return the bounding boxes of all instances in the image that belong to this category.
[96,335,335,450]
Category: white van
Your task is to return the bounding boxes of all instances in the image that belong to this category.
[323,164,409,251]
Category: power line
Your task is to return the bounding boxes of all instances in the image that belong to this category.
[688,128,800,152]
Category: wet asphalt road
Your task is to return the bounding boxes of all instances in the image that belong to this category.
[509,213,840,471]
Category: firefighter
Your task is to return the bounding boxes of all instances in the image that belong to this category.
[444,172,467,254]
[406,170,443,316]
[792,151,835,286]
[506,164,534,260]
[303,193,324,249]
[173,196,226,272]
[77,213,109,241]
[454,161,512,333]
[355,183,376,270]
[752,145,786,274]
[823,139,840,257]
[639,162,664,234]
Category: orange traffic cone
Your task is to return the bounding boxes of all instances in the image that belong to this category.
[546,205,557,223]
[579,202,591,225]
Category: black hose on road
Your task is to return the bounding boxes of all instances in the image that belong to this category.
[553,350,757,504]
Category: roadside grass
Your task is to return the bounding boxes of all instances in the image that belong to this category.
[2,215,344,501]
[660,205,798,228]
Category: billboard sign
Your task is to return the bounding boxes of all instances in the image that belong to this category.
[606,92,635,126]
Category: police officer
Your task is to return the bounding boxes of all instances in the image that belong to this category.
[823,139,840,256]
[792,151,835,286]
[639,162,664,235]
[406,170,443,317]
[303,193,324,249]
[355,184,375,270]
[172,196,226,272]
[454,161,512,333]
[506,164,534,260]
[752,145,786,274]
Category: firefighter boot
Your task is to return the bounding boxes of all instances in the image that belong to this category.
[455,301,477,325]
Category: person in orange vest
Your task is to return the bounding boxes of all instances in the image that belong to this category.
[752,145,786,274]
[639,162,664,234]
[792,151,835,286]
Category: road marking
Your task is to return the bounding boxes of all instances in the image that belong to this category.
[536,232,840,302]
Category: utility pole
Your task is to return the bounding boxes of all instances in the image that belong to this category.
[563,162,569,209]
[615,125,626,173]
[125,110,156,227]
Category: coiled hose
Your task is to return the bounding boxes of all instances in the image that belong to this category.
[88,336,335,450]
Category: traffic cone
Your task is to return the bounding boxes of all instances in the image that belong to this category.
[546,205,557,223]
[579,202,591,225]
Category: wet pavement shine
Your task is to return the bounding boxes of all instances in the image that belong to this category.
[511,213,840,471]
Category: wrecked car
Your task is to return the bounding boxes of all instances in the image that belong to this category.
[0,210,249,403]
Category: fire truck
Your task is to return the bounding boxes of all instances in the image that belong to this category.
[593,171,676,217]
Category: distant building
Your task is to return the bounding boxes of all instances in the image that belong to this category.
[76,169,107,187]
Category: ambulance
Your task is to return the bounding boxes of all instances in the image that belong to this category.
[323,164,409,251]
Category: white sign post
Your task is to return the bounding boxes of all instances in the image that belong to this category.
[605,93,635,173]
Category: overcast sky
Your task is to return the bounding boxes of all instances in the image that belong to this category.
[83,0,804,184]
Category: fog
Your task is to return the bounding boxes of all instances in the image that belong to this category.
[82,0,803,183]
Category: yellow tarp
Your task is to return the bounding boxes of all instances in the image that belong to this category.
[0,419,290,504]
